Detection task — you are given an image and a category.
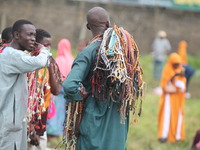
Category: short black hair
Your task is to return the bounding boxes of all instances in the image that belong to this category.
[36,29,51,43]
[1,26,13,44]
[12,19,33,35]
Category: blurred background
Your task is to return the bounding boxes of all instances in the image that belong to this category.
[1,0,200,149]
[1,0,200,55]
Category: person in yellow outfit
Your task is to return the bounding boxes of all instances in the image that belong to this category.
[177,40,188,65]
[158,53,186,143]
[177,40,195,98]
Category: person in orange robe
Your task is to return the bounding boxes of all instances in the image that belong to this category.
[158,52,186,143]
[177,40,195,98]
[177,40,188,65]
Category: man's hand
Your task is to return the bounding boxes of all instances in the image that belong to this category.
[34,42,44,50]
[78,83,89,99]
[30,129,40,146]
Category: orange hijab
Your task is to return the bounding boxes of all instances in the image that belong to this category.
[177,40,188,65]
[160,53,183,87]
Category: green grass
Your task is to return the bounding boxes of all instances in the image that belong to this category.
[51,48,57,58]
[188,55,200,70]
[127,93,200,150]
[48,54,200,150]
[50,48,79,58]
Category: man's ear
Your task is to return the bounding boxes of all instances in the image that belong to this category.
[106,21,110,28]
[14,31,20,40]
[86,24,91,30]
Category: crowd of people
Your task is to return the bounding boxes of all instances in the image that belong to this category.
[0,6,198,150]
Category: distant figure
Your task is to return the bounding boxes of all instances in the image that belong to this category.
[158,53,186,143]
[0,26,12,52]
[1,26,12,44]
[177,40,195,98]
[55,39,74,77]
[152,30,171,79]
[46,39,74,140]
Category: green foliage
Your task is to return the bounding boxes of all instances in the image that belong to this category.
[188,55,200,70]
[50,48,79,58]
[51,48,57,58]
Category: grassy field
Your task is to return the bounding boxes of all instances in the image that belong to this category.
[49,52,200,150]
[126,54,200,150]
[127,88,200,150]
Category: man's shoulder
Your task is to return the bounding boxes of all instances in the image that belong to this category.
[4,46,19,53]
[4,46,27,56]
[74,41,100,62]
[4,46,15,51]
[81,41,101,54]
[86,41,101,49]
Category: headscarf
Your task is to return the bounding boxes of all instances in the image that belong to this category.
[177,40,188,65]
[55,39,74,78]
[160,53,182,87]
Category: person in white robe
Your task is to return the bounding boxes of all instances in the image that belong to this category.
[0,19,50,150]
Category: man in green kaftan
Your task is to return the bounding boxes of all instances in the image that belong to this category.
[63,7,130,150]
